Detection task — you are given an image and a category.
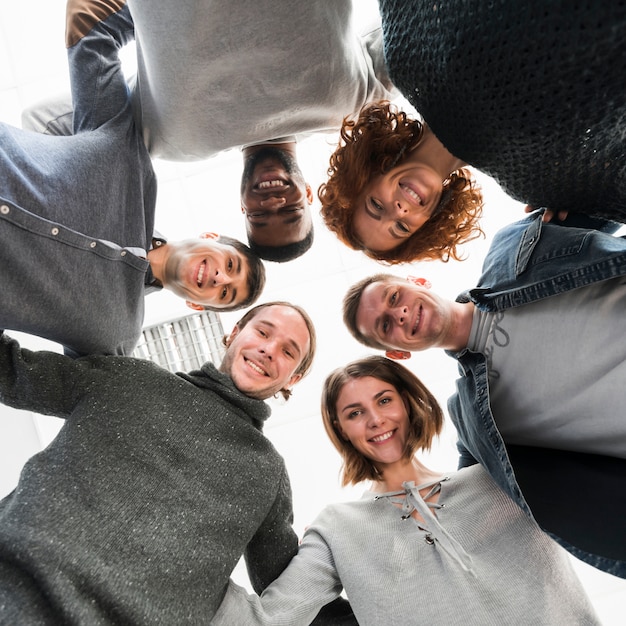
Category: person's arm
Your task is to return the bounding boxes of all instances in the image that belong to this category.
[66,0,135,133]
[213,525,344,626]
[244,466,356,625]
[0,331,89,418]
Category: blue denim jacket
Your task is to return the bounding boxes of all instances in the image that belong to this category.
[447,211,626,577]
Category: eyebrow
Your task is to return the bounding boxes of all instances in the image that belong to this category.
[364,199,381,221]
[225,257,243,305]
[364,200,407,241]
[259,320,303,357]
[340,388,394,413]
[373,286,392,336]
[250,206,304,228]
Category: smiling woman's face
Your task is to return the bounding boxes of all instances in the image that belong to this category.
[352,158,445,253]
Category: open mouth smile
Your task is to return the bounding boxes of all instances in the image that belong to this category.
[410,305,423,336]
[244,357,269,377]
[369,429,396,443]
[196,260,206,287]
[400,182,424,207]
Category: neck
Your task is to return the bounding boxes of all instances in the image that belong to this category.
[370,457,443,494]
[440,301,475,352]
[146,242,168,284]
[417,125,466,175]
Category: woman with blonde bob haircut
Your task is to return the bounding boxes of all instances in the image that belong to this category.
[319,101,484,264]
[211,356,599,626]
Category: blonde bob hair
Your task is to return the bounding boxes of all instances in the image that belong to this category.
[321,356,444,486]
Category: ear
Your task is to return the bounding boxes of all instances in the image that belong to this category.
[186,301,205,312]
[406,276,431,289]
[224,324,241,348]
[385,349,411,361]
[199,231,219,240]
[284,372,303,390]
[305,184,314,205]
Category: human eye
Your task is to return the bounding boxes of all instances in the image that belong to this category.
[227,258,233,272]
[395,220,411,234]
[257,327,268,337]
[389,291,398,305]
[221,286,228,300]
[283,347,294,359]
[382,318,390,335]
[347,409,363,419]
[368,198,384,213]
[379,396,392,406]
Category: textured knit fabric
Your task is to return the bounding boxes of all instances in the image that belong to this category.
[125,0,396,160]
[447,211,626,577]
[0,332,298,625]
[212,464,599,626]
[379,0,626,221]
[0,3,157,357]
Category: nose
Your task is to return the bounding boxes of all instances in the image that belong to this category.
[393,198,408,216]
[391,304,409,325]
[259,195,287,209]
[211,269,231,286]
[367,408,385,428]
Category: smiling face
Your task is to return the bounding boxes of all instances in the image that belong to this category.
[220,305,312,400]
[352,129,457,254]
[355,278,454,352]
[240,146,314,249]
[335,376,410,469]
[157,234,251,309]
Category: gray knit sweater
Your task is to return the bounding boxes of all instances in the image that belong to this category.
[379,0,626,222]
[0,332,297,624]
[212,464,599,626]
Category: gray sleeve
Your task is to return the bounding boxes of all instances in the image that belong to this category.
[213,525,343,626]
[0,332,91,418]
[21,93,74,136]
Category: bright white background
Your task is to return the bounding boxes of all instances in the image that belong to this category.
[0,0,624,620]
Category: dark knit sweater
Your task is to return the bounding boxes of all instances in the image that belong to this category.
[0,333,297,625]
[379,0,626,221]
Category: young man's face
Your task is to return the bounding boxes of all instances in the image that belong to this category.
[240,147,313,249]
[355,278,453,352]
[220,305,311,400]
[160,235,251,309]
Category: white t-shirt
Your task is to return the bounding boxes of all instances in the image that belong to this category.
[468,277,626,458]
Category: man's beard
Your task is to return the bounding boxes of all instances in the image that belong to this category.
[240,146,303,195]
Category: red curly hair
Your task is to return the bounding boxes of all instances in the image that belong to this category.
[319,101,484,263]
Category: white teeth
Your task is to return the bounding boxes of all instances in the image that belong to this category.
[371,431,394,443]
[197,261,205,287]
[412,308,421,335]
[258,179,286,189]
[401,183,423,205]
[246,359,267,376]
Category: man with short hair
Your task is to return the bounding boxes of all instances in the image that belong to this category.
[24,0,397,262]
[3,0,265,358]
[0,301,354,623]
[343,211,626,578]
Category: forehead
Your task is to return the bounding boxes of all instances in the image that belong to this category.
[250,305,311,347]
[357,280,400,321]
[336,375,397,406]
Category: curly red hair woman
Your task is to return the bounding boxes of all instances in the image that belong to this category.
[319,101,484,263]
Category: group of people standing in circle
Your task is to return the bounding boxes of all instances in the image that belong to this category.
[1,0,625,624]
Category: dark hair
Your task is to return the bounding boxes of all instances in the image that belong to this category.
[202,236,266,312]
[342,273,397,350]
[248,225,314,262]
[321,356,444,486]
[225,301,317,400]
[319,101,484,263]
